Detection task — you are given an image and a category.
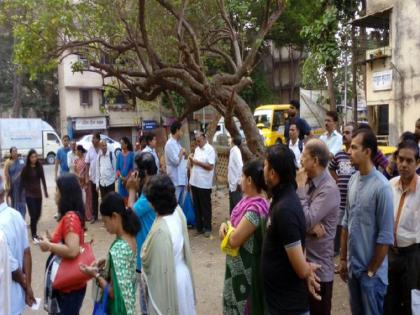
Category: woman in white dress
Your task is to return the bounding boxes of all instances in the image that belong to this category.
[142,175,196,315]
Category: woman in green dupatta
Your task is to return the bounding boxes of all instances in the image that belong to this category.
[80,192,140,315]
[219,159,269,315]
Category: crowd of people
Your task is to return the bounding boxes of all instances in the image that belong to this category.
[0,107,419,315]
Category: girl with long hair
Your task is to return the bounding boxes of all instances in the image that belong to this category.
[21,149,48,240]
[116,137,134,204]
[38,173,86,315]
[74,145,92,221]
[80,192,140,315]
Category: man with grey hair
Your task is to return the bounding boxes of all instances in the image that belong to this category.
[297,139,340,315]
[0,176,36,313]
[189,131,216,238]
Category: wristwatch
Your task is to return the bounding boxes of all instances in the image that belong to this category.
[367,270,375,278]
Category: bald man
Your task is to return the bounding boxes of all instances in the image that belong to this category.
[297,139,340,315]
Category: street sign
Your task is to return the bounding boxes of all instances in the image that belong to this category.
[143,120,158,130]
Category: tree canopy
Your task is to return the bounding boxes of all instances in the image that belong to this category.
[1,0,288,156]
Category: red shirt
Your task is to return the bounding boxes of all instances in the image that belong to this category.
[51,211,84,244]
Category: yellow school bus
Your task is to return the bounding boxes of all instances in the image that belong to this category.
[254,104,289,146]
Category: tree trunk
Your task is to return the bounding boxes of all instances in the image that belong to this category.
[326,67,336,111]
[228,94,265,160]
[11,68,22,118]
[206,112,222,145]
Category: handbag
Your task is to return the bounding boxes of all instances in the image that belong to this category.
[52,243,96,292]
[93,285,109,315]
[181,190,196,226]
[220,223,239,256]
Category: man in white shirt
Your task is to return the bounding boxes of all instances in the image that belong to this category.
[320,111,343,158]
[142,133,160,173]
[85,133,100,223]
[95,140,116,199]
[287,123,304,168]
[0,230,11,315]
[0,177,35,314]
[384,140,420,315]
[165,121,188,201]
[189,131,216,238]
[228,135,243,213]
[67,140,77,173]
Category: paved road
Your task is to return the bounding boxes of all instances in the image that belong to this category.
[2,165,350,315]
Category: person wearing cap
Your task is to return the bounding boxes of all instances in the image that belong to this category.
[284,100,312,142]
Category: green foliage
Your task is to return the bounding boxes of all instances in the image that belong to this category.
[240,69,274,111]
[301,5,340,69]
[301,56,326,90]
[267,0,324,48]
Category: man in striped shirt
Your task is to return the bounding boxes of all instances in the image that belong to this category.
[329,122,357,255]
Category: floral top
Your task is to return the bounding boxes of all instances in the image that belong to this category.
[107,237,137,315]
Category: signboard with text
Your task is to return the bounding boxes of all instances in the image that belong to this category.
[372,70,392,91]
[74,117,107,130]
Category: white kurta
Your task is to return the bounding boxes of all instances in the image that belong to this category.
[0,230,11,315]
[163,213,196,315]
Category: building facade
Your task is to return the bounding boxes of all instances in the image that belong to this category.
[354,0,420,145]
[261,42,304,104]
[57,53,161,143]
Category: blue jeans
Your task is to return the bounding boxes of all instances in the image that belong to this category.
[56,286,86,315]
[348,273,387,315]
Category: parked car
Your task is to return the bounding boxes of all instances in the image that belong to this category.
[0,118,62,164]
[76,134,122,155]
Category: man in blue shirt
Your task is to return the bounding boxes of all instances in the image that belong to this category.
[284,100,312,141]
[54,135,70,180]
[338,128,394,315]
[164,121,187,201]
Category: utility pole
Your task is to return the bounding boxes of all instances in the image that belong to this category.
[351,24,358,123]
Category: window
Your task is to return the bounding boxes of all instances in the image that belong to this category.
[78,55,89,69]
[80,89,93,107]
[47,133,59,142]
[272,110,286,131]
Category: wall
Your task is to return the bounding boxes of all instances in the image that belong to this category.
[366,0,393,15]
[364,0,420,144]
[391,0,420,143]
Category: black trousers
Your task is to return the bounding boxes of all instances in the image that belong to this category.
[334,225,342,255]
[191,185,212,232]
[229,190,242,214]
[99,182,115,199]
[384,245,420,315]
[309,281,333,315]
[90,181,99,220]
[26,196,42,237]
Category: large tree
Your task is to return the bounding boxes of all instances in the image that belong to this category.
[2,0,286,157]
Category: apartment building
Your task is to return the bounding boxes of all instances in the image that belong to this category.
[353,0,420,145]
[57,53,161,143]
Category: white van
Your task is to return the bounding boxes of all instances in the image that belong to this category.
[0,118,62,164]
[212,117,245,144]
